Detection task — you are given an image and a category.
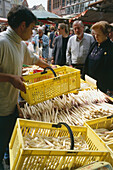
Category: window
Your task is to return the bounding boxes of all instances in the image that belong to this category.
[80,3,84,12]
[62,0,65,7]
[66,7,70,14]
[53,0,60,9]
[71,6,74,13]
[89,0,97,3]
[75,4,79,13]
[48,0,51,11]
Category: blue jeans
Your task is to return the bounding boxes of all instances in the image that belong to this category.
[0,106,18,167]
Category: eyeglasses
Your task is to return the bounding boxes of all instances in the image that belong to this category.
[58,28,60,31]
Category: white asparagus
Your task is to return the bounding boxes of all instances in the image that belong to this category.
[20,89,113,126]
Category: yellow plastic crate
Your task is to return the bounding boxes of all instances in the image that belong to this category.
[84,116,113,166]
[107,143,113,158]
[9,118,111,170]
[21,66,80,105]
[85,116,113,145]
[107,143,113,152]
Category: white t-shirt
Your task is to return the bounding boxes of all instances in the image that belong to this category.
[0,27,39,116]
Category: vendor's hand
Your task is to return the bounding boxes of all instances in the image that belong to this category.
[51,57,55,64]
[10,75,26,93]
[51,60,54,64]
[32,41,35,44]
[51,65,57,68]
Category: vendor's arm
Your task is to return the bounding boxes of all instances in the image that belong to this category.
[0,73,26,93]
[35,57,50,68]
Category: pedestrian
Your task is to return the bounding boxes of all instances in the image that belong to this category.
[45,25,49,35]
[69,28,74,37]
[33,27,49,61]
[0,5,50,170]
[82,21,113,94]
[66,20,94,74]
[49,25,55,61]
[52,23,69,66]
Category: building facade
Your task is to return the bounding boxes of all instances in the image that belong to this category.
[0,0,12,18]
[0,0,28,18]
[47,0,98,16]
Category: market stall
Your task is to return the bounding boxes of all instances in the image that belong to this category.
[9,66,113,169]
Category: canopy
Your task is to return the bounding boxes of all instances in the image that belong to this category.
[0,17,7,23]
[69,9,113,24]
[32,10,60,19]
[69,0,113,24]
[32,10,69,24]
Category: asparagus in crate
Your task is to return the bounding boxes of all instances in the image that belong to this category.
[20,89,113,125]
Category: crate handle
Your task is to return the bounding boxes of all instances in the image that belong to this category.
[41,67,57,77]
[52,122,74,150]
[107,114,113,119]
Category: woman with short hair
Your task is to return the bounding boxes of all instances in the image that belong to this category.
[82,21,113,93]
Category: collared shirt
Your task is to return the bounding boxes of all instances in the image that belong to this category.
[0,27,39,116]
[66,33,94,65]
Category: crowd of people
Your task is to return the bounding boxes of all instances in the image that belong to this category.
[1,4,113,170]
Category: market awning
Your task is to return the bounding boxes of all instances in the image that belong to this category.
[32,10,60,19]
[32,10,69,24]
[37,19,55,25]
[69,8,113,24]
[0,17,7,23]
[69,0,113,24]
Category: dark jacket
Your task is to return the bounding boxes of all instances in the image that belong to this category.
[52,35,69,66]
[82,38,113,93]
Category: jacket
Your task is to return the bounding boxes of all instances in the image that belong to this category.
[34,34,49,58]
[52,35,69,66]
[82,38,113,92]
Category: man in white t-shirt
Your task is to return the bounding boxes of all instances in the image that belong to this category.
[0,5,50,169]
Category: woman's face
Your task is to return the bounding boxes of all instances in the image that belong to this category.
[93,28,107,44]
[58,25,64,35]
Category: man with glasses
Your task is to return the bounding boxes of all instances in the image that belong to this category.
[66,20,94,73]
